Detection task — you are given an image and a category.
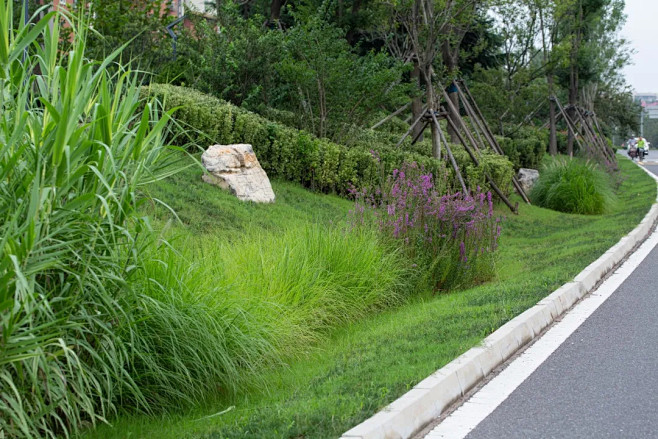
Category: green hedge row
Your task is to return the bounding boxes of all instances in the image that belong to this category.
[142,84,513,196]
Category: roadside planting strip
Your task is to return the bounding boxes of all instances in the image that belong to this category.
[340,159,658,439]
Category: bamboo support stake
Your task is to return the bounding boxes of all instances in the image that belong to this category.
[396,106,428,148]
[431,111,466,193]
[411,121,430,145]
[455,81,531,204]
[438,85,482,153]
[454,84,488,149]
[371,102,411,130]
[542,111,563,130]
[591,113,616,160]
[554,98,587,156]
[442,107,518,214]
[455,82,498,152]
[457,80,504,155]
[579,110,614,162]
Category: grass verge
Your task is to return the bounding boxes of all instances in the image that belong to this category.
[85,157,655,439]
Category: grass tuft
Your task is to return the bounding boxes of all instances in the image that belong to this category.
[530,156,616,215]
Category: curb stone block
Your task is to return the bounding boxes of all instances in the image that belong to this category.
[574,255,616,292]
[471,345,503,377]
[537,296,561,319]
[413,369,462,413]
[513,305,552,338]
[453,350,486,395]
[483,323,520,362]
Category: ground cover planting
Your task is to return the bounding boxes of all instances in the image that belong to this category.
[86,157,656,439]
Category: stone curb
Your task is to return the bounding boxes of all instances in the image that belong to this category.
[340,158,658,439]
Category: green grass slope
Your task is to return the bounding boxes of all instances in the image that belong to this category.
[144,157,353,235]
[86,158,655,439]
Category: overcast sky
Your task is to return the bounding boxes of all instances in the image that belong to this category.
[620,0,657,93]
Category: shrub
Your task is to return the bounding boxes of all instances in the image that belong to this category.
[350,163,501,291]
[142,84,517,199]
[530,158,616,215]
[499,125,548,170]
[452,147,515,197]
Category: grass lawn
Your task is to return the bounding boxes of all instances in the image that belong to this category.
[85,157,656,439]
[143,157,354,235]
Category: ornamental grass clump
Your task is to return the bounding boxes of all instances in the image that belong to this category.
[350,163,501,291]
[530,157,616,215]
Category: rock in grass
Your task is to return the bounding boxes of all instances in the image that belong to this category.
[201,144,276,203]
[517,168,540,194]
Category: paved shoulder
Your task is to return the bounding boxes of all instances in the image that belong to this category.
[465,241,658,439]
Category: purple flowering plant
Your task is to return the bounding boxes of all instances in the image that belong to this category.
[349,162,502,291]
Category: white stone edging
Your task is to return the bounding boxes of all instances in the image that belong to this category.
[340,158,658,439]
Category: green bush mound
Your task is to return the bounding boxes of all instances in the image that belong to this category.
[498,125,548,171]
[530,157,616,215]
[141,84,514,196]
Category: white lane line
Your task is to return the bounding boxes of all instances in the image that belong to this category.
[424,228,658,439]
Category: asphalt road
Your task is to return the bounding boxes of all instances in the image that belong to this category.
[622,147,658,164]
[466,164,658,439]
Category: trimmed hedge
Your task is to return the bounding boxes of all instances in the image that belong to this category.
[142,84,513,195]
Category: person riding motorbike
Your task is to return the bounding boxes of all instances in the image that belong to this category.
[638,137,648,160]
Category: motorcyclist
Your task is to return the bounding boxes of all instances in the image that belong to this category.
[638,137,648,160]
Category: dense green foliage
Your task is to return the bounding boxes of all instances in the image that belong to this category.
[153,5,410,140]
[129,222,411,406]
[143,83,515,196]
[87,158,656,439]
[0,6,178,437]
[498,125,548,170]
[4,0,642,437]
[530,157,616,215]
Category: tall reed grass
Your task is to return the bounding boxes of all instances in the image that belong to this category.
[0,3,179,437]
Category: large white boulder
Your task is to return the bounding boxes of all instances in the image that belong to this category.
[517,168,540,194]
[201,144,275,203]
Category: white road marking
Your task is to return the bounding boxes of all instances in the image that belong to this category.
[424,228,658,439]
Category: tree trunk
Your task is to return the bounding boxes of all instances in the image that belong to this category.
[346,0,363,45]
[538,4,557,156]
[411,60,424,142]
[270,0,284,22]
[548,75,557,155]
[567,1,583,158]
[441,38,460,144]
[445,83,460,144]
[567,65,577,157]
